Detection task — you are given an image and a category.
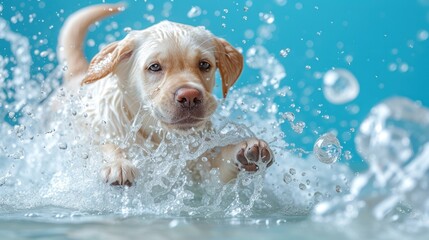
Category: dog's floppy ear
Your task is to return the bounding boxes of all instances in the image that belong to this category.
[82,38,134,85]
[215,38,243,98]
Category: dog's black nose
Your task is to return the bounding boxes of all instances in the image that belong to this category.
[175,87,202,108]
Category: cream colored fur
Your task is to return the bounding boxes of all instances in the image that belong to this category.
[58,3,274,186]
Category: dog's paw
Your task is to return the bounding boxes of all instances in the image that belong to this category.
[101,160,139,187]
[235,138,274,172]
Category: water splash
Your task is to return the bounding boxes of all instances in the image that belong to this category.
[246,46,286,89]
[314,97,429,225]
[1,10,428,236]
[0,16,344,220]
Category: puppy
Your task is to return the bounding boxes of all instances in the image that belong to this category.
[58,3,274,186]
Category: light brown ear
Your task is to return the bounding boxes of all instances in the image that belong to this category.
[82,38,134,85]
[215,38,243,98]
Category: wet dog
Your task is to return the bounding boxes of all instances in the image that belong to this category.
[58,3,274,186]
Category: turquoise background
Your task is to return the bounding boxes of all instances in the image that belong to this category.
[1,0,429,172]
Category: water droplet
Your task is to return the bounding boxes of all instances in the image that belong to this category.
[8,112,15,119]
[417,30,429,41]
[146,3,154,11]
[399,63,409,73]
[143,14,155,23]
[187,6,202,18]
[282,112,295,122]
[242,176,252,186]
[259,12,275,24]
[314,192,324,202]
[40,51,49,57]
[313,133,342,164]
[169,219,179,228]
[305,65,312,70]
[289,168,296,175]
[279,48,290,57]
[344,150,352,160]
[58,143,68,150]
[292,121,306,134]
[274,0,288,6]
[299,183,307,190]
[335,185,342,193]
[10,149,24,159]
[388,63,397,72]
[323,69,360,104]
[345,55,353,65]
[123,27,132,33]
[283,173,292,183]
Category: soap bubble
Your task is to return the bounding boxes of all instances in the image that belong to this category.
[313,133,342,164]
[322,69,360,105]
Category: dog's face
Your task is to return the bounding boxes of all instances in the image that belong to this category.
[82,21,243,131]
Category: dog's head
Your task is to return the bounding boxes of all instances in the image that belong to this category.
[82,21,243,131]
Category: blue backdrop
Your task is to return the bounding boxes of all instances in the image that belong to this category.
[1,0,428,171]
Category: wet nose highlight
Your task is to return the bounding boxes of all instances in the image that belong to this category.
[175,87,202,108]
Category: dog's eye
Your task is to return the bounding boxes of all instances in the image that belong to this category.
[199,61,211,72]
[148,63,162,72]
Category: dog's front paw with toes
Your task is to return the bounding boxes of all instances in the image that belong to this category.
[235,138,274,172]
[101,160,139,186]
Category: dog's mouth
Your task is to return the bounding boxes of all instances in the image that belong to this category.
[169,118,206,130]
[153,109,207,130]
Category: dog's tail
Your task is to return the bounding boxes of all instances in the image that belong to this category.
[58,3,125,81]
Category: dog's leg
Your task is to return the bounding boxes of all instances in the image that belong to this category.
[210,138,274,183]
[100,144,139,186]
